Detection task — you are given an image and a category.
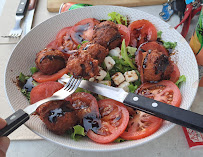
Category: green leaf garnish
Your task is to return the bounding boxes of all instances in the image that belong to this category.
[114,138,126,143]
[163,41,177,49]
[71,125,86,141]
[128,83,138,93]
[157,30,163,39]
[175,75,186,88]
[108,12,127,26]
[30,67,38,75]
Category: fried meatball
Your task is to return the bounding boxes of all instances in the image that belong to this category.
[66,50,99,79]
[143,50,174,82]
[35,48,66,75]
[79,42,109,64]
[92,21,122,50]
[38,100,78,135]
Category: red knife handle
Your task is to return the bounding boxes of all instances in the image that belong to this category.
[124,92,203,133]
[28,0,38,10]
[16,0,30,16]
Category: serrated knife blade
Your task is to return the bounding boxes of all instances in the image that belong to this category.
[59,74,203,133]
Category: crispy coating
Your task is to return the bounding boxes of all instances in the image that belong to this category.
[38,100,78,135]
[35,48,66,75]
[143,50,174,82]
[92,21,122,50]
[66,50,99,79]
[79,42,109,64]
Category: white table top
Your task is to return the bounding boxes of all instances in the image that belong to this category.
[1,0,203,156]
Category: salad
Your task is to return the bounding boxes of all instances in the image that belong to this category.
[18,12,186,144]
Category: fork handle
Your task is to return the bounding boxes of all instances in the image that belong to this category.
[0,109,29,137]
[16,0,30,16]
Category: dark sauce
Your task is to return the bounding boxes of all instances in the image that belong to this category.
[154,54,169,79]
[142,52,149,69]
[48,102,74,123]
[22,77,35,92]
[40,55,65,63]
[83,113,101,133]
[107,33,121,49]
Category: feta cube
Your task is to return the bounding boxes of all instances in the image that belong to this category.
[112,72,125,85]
[118,81,130,92]
[109,47,122,58]
[104,56,115,70]
[124,70,138,82]
[99,80,111,86]
[96,69,107,81]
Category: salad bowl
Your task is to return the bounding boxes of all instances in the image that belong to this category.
[5,6,199,151]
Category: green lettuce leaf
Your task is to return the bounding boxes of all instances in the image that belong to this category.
[175,75,186,88]
[163,41,177,49]
[30,67,38,75]
[108,12,127,26]
[71,125,86,141]
[114,138,126,143]
[128,83,138,93]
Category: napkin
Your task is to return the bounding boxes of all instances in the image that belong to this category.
[0,0,25,44]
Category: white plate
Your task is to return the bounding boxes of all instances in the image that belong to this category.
[5,6,199,151]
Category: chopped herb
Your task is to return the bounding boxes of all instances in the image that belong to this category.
[30,67,38,75]
[108,12,127,26]
[175,75,186,88]
[71,125,86,141]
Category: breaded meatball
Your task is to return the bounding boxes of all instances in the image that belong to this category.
[38,100,78,135]
[79,42,109,64]
[35,48,66,75]
[143,50,174,82]
[92,21,122,50]
[66,50,99,79]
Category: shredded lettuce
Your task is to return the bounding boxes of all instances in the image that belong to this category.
[19,72,30,83]
[128,83,138,93]
[121,40,136,69]
[108,12,127,26]
[75,87,91,93]
[71,125,86,141]
[175,75,186,88]
[127,46,137,56]
[104,71,111,81]
[163,41,177,49]
[157,30,163,39]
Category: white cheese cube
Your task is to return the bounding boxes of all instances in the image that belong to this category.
[109,47,122,58]
[89,77,95,82]
[112,72,125,85]
[118,81,130,92]
[104,56,115,71]
[99,80,111,86]
[96,69,107,81]
[124,70,138,82]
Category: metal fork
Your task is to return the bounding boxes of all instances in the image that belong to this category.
[1,0,29,38]
[0,75,82,137]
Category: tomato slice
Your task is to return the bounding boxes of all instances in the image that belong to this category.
[70,18,100,44]
[60,2,77,13]
[117,24,130,47]
[30,81,64,104]
[136,80,182,107]
[32,67,69,83]
[169,63,180,83]
[120,108,163,140]
[128,20,157,47]
[87,99,129,144]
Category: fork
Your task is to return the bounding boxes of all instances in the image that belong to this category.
[1,0,29,38]
[0,75,82,137]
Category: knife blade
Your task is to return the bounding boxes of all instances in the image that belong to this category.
[59,74,203,133]
[24,0,38,35]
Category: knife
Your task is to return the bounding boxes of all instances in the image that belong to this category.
[59,75,203,133]
[24,0,38,35]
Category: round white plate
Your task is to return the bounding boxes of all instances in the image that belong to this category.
[5,6,199,151]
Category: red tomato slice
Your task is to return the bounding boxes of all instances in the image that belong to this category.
[30,81,64,104]
[70,18,100,44]
[128,20,157,47]
[60,2,77,13]
[120,108,163,140]
[87,99,129,144]
[169,63,180,83]
[32,67,69,83]
[136,80,182,107]
[135,41,169,83]
[117,24,130,47]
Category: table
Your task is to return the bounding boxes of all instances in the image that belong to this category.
[1,0,203,156]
